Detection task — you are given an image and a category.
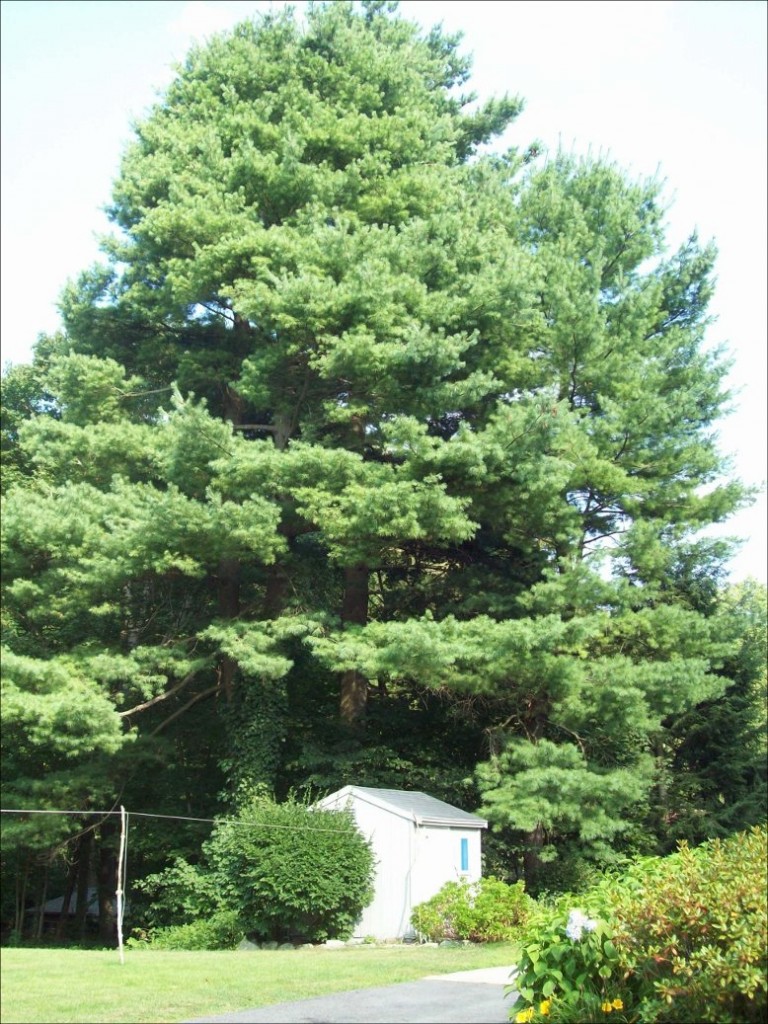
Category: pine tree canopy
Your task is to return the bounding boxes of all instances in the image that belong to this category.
[1,2,763,905]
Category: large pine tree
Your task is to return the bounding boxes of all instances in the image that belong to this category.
[1,2,759,920]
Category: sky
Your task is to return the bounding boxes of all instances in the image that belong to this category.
[1,0,766,583]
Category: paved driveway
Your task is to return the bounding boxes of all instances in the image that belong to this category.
[184,966,517,1023]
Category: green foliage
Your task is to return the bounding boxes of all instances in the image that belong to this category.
[411,876,532,942]
[607,825,768,1023]
[0,648,131,875]
[478,739,653,849]
[510,826,768,1023]
[133,856,218,929]
[511,895,625,1023]
[206,793,375,943]
[0,361,58,494]
[44,353,143,426]
[140,910,244,951]
[218,676,289,798]
[139,794,375,946]
[1,650,127,768]
[1,0,760,942]
[664,581,768,846]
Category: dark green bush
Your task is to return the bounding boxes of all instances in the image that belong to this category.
[135,794,375,948]
[206,794,375,944]
[134,856,218,929]
[411,875,532,942]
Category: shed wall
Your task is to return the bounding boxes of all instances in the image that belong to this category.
[319,789,485,939]
[318,789,413,939]
[410,824,482,911]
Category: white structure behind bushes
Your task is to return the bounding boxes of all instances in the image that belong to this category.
[316,786,487,940]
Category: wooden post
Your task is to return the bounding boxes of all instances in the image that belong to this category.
[116,806,127,964]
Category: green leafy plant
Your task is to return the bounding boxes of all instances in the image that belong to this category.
[509,826,768,1023]
[511,896,626,1023]
[135,856,218,929]
[138,793,375,948]
[205,793,375,944]
[606,824,767,1023]
[141,910,244,951]
[411,876,532,942]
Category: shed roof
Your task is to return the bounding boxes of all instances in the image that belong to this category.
[28,886,99,917]
[323,785,487,828]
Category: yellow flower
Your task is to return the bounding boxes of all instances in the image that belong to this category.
[515,1009,535,1023]
[539,999,552,1015]
[600,997,624,1013]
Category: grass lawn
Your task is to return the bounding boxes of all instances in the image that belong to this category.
[0,942,518,1023]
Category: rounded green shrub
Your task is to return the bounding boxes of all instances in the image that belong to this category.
[411,875,532,942]
[206,794,375,944]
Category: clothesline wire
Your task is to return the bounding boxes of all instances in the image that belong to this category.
[0,807,351,833]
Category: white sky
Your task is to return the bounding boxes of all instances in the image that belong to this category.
[1,0,765,583]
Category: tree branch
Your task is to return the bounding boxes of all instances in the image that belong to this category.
[118,671,198,718]
[149,685,220,736]
[232,423,278,433]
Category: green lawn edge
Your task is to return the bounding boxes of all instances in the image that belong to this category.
[0,943,518,1024]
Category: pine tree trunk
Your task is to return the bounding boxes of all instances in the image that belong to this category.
[217,556,241,702]
[34,862,49,940]
[653,738,671,835]
[260,413,293,619]
[340,563,369,726]
[14,858,29,937]
[55,845,79,940]
[263,563,289,619]
[216,311,246,693]
[273,411,293,451]
[74,830,93,938]
[522,822,545,890]
[522,713,548,888]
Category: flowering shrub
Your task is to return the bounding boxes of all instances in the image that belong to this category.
[510,893,628,1023]
[512,996,625,1023]
[509,825,767,1023]
[606,825,767,1023]
[564,909,598,941]
[411,876,532,942]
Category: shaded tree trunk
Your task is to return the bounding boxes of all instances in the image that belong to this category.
[262,563,289,620]
[97,822,117,945]
[522,822,546,891]
[222,384,246,426]
[33,860,49,940]
[74,829,93,938]
[55,843,79,940]
[340,563,369,727]
[14,858,29,937]
[217,557,241,702]
[521,713,548,888]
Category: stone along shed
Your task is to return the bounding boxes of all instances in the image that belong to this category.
[316,785,487,940]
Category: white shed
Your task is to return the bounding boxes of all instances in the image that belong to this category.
[316,785,487,940]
